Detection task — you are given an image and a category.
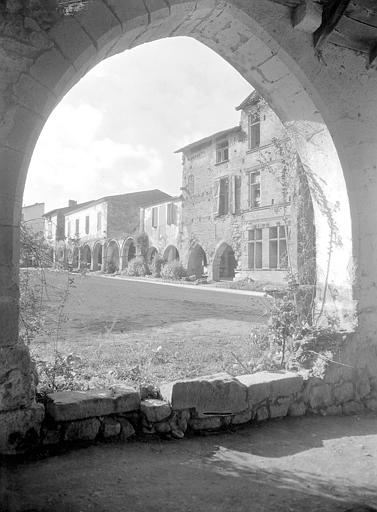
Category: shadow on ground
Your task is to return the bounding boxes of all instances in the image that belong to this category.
[2,415,377,512]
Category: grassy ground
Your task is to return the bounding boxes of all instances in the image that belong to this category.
[25,269,271,390]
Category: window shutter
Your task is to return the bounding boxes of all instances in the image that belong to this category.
[230,175,236,214]
[213,180,220,217]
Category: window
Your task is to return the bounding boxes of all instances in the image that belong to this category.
[47,220,52,239]
[269,226,288,269]
[249,171,261,208]
[67,221,71,238]
[167,203,177,225]
[216,139,229,164]
[248,229,263,269]
[152,207,158,228]
[75,219,79,236]
[187,174,195,195]
[85,215,90,234]
[218,177,229,215]
[97,212,102,232]
[248,113,260,150]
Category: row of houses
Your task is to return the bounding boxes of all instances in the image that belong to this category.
[25,91,315,284]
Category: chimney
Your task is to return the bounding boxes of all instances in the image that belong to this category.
[68,200,77,208]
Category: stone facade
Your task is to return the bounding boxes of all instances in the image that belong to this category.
[175,92,314,284]
[45,190,171,272]
[22,202,45,235]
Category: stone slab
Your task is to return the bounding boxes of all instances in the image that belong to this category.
[189,416,222,431]
[269,397,290,419]
[236,371,303,407]
[46,386,140,421]
[140,399,171,423]
[161,372,248,414]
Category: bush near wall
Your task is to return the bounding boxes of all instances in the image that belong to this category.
[160,261,187,280]
[149,255,165,277]
[125,256,149,277]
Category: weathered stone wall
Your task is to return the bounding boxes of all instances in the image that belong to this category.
[142,199,183,257]
[3,361,376,455]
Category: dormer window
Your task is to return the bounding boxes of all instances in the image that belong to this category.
[216,139,229,164]
[248,112,260,150]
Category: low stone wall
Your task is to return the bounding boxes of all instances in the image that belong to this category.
[4,367,376,455]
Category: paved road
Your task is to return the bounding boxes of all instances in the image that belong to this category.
[60,274,270,336]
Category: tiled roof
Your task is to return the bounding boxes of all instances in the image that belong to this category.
[175,125,241,154]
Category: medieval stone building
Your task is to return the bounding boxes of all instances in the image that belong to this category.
[45,190,171,272]
[169,92,315,283]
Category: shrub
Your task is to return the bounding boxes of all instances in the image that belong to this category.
[135,232,149,259]
[126,256,149,276]
[160,260,187,280]
[150,254,164,277]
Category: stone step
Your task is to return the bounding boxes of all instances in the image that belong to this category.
[46,385,140,421]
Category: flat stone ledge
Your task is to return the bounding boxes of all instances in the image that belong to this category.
[236,371,304,407]
[161,372,248,414]
[46,386,140,422]
[140,399,171,423]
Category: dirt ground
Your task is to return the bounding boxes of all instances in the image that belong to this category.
[2,414,377,512]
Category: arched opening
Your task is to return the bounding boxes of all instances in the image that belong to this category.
[92,242,103,271]
[106,240,120,273]
[147,247,158,265]
[81,245,92,270]
[121,238,136,269]
[163,245,180,262]
[3,1,372,452]
[187,244,208,279]
[213,242,237,282]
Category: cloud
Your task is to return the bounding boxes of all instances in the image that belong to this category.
[24,36,251,211]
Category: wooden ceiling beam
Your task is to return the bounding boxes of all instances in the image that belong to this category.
[313,0,353,49]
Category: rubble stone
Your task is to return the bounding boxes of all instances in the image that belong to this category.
[270,397,291,419]
[342,401,365,416]
[232,409,252,425]
[288,401,307,417]
[64,418,100,442]
[355,379,371,399]
[140,399,171,423]
[189,416,222,431]
[0,344,34,411]
[364,398,377,412]
[256,406,269,422]
[308,384,332,410]
[333,382,354,403]
[161,372,247,414]
[0,404,44,454]
[102,417,121,438]
[119,418,135,441]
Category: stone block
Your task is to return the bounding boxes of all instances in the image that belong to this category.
[0,403,44,454]
[237,371,303,407]
[356,379,371,399]
[64,418,101,442]
[189,416,222,431]
[161,372,247,414]
[41,425,61,446]
[0,344,34,411]
[256,406,269,422]
[232,409,252,425]
[270,397,290,419]
[170,409,190,432]
[308,384,333,410]
[155,421,171,434]
[364,398,377,412]
[119,418,135,440]
[342,401,365,416]
[288,401,307,417]
[333,382,354,404]
[141,399,171,423]
[322,405,342,416]
[102,417,121,438]
[46,386,140,421]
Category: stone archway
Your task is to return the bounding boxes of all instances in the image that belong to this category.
[163,245,180,262]
[92,242,103,271]
[121,238,136,269]
[105,240,120,273]
[147,246,158,265]
[187,244,208,279]
[3,0,377,453]
[80,244,92,269]
[212,242,237,281]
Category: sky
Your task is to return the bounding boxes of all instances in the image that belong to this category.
[24,36,251,213]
